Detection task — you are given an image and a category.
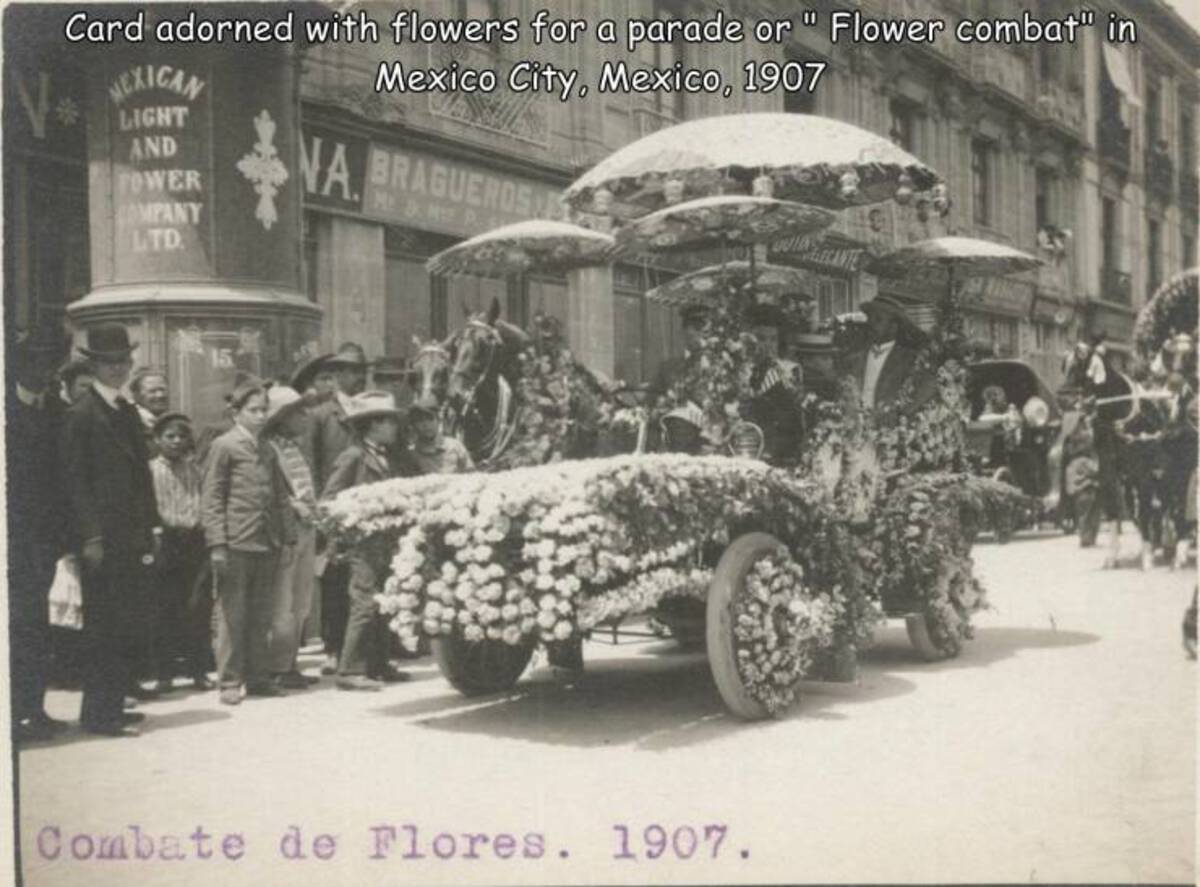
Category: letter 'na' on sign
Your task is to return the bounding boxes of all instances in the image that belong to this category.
[299,125,369,213]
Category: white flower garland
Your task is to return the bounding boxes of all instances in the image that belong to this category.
[733,551,840,715]
[321,455,840,655]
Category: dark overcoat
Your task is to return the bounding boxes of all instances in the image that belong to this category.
[60,388,159,642]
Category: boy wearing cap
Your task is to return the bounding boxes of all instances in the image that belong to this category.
[261,385,320,690]
[148,413,213,693]
[323,391,419,690]
[201,378,296,704]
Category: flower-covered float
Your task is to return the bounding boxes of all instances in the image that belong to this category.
[321,115,1034,719]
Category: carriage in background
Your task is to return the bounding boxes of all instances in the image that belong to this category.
[964,359,1067,533]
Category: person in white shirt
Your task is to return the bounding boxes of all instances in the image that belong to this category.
[841,295,936,413]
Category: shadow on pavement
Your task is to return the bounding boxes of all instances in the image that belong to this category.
[371,649,917,751]
[864,623,1099,670]
[22,708,233,750]
[974,528,1071,546]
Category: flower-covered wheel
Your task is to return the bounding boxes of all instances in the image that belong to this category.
[434,633,536,696]
[903,556,972,662]
[706,533,835,720]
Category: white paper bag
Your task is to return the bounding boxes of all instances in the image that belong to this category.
[47,555,84,631]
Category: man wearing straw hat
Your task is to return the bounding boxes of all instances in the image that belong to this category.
[841,294,936,412]
[306,342,371,676]
[60,323,162,737]
[261,385,321,690]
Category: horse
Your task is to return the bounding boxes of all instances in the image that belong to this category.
[1076,345,1197,569]
[408,335,454,409]
[409,298,617,469]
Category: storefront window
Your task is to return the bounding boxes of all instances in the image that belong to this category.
[385,255,432,358]
[166,318,269,428]
[445,274,508,331]
[613,292,644,384]
[971,139,992,227]
[526,277,568,326]
[815,277,854,322]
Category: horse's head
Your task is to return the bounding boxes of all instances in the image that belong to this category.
[409,335,454,409]
[447,297,528,405]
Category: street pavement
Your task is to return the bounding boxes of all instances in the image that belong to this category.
[14,526,1196,886]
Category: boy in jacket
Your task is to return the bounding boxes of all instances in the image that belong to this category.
[201,378,295,705]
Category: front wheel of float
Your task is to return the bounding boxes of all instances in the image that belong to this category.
[705,532,784,721]
[434,633,536,696]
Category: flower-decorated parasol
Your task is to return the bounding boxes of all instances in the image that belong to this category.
[611,195,836,255]
[866,237,1041,362]
[646,261,812,308]
[565,113,943,216]
[866,236,1042,285]
[426,219,614,277]
[1133,267,1198,363]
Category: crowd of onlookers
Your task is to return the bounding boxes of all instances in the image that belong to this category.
[9,324,470,741]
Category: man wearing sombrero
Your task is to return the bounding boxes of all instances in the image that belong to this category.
[304,342,371,676]
[60,323,162,737]
[840,295,936,412]
[322,391,418,689]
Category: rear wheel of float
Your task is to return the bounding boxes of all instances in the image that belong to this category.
[705,532,785,721]
[434,633,536,696]
[904,561,969,662]
[991,467,1016,543]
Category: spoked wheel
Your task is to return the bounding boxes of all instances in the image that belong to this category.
[434,633,535,696]
[706,532,785,721]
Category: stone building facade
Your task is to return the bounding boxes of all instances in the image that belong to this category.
[6,0,1198,418]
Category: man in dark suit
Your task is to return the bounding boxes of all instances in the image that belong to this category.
[840,295,936,413]
[8,334,71,742]
[304,342,369,675]
[60,324,162,737]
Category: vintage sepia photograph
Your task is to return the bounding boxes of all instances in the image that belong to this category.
[3,1,1197,884]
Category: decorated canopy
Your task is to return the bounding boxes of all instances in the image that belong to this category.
[612,194,835,255]
[426,219,614,277]
[1133,267,1198,362]
[565,113,942,216]
[645,261,813,308]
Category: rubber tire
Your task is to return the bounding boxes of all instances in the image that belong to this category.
[706,532,786,721]
[433,634,535,697]
[905,614,951,662]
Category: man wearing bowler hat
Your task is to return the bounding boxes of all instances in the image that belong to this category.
[840,295,936,412]
[8,332,72,741]
[305,342,371,675]
[60,323,162,737]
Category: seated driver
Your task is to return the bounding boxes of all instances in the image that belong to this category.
[660,403,706,455]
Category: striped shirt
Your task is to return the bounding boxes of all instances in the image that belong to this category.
[149,455,202,529]
[269,436,316,506]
